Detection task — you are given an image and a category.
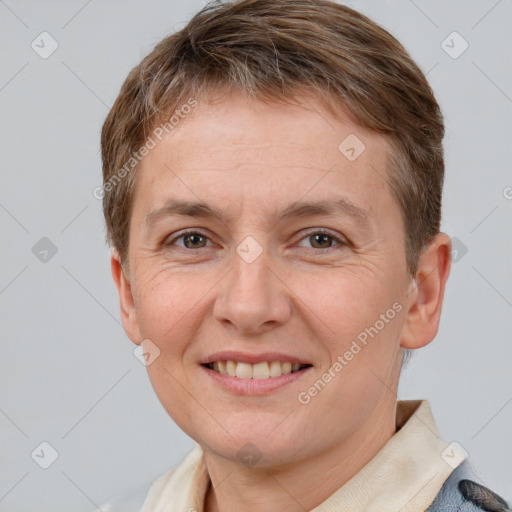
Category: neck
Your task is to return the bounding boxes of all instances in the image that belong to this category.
[204,399,397,512]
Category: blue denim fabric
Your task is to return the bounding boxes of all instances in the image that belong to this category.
[426,460,510,512]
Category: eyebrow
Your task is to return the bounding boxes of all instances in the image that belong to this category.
[145,197,372,230]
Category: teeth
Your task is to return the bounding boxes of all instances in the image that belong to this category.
[252,362,270,379]
[208,360,308,379]
[226,360,236,377]
[235,362,252,379]
[269,360,282,378]
[281,362,292,375]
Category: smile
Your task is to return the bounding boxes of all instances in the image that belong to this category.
[203,360,312,379]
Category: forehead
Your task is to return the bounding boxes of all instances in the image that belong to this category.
[133,91,394,221]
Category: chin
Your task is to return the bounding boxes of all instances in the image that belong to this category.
[197,416,309,466]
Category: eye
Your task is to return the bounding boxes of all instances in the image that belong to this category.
[163,229,348,252]
[165,230,212,249]
[296,229,347,250]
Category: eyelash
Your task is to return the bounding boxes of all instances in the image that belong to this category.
[164,229,348,252]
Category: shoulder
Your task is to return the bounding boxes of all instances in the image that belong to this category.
[426,460,510,512]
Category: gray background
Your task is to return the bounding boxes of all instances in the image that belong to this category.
[1,0,510,510]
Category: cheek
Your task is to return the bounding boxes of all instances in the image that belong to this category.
[296,267,389,330]
[132,265,212,350]
[291,265,404,370]
[133,268,215,432]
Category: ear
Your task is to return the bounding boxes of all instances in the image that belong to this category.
[110,250,141,345]
[400,232,452,350]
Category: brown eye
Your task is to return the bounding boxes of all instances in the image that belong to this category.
[309,233,335,249]
[182,233,208,249]
[297,230,346,250]
[165,231,212,249]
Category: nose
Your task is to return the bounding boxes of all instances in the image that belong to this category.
[213,245,292,335]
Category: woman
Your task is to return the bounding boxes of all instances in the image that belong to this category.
[97,1,508,510]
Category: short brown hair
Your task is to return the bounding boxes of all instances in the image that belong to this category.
[100,0,444,277]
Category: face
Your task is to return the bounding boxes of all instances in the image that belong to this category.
[113,91,439,467]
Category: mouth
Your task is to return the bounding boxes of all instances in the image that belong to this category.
[201,360,313,379]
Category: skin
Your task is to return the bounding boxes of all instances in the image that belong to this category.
[111,91,451,512]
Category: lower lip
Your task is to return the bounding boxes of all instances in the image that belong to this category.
[200,364,313,395]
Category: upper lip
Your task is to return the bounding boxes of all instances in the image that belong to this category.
[199,351,312,366]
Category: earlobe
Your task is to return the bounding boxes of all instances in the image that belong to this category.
[110,250,141,345]
[400,233,452,350]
